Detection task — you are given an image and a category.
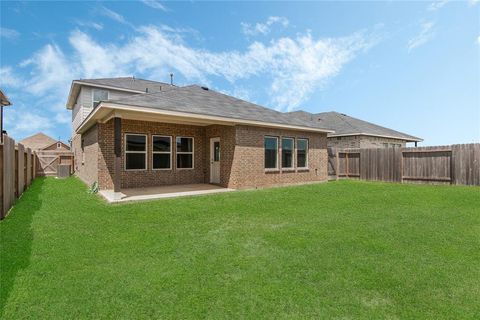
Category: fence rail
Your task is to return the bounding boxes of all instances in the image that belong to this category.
[328,143,480,186]
[0,135,36,219]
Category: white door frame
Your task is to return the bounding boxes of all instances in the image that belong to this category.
[210,137,220,184]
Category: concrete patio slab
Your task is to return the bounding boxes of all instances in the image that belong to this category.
[99,183,234,203]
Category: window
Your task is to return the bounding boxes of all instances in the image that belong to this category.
[282,137,294,169]
[125,134,147,170]
[297,139,308,168]
[152,135,171,170]
[93,89,109,108]
[264,136,278,169]
[213,141,220,161]
[176,137,194,169]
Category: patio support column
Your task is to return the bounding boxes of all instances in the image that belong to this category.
[113,117,122,199]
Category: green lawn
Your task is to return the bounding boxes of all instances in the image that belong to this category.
[1,178,479,319]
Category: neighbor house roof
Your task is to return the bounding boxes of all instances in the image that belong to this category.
[288,111,422,142]
[19,133,58,150]
[66,77,172,109]
[0,89,12,106]
[102,85,333,132]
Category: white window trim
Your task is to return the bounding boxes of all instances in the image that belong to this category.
[124,133,147,171]
[176,136,194,170]
[281,137,295,170]
[264,136,279,171]
[296,138,309,169]
[152,135,172,171]
[92,89,109,108]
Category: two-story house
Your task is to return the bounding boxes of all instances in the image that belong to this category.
[66,77,333,200]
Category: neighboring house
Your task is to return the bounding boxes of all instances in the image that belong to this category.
[1,89,12,142]
[288,111,422,148]
[66,77,333,197]
[19,132,70,151]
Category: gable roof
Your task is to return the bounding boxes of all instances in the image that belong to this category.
[104,85,333,131]
[288,111,421,142]
[66,77,172,109]
[19,133,57,150]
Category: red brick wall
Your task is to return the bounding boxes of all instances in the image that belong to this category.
[97,119,206,189]
[92,119,328,190]
[229,125,328,189]
[72,126,98,186]
[98,120,115,190]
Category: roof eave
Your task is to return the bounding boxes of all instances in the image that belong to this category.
[76,102,335,135]
[328,132,423,142]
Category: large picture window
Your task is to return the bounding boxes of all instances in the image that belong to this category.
[297,139,308,168]
[264,136,278,169]
[93,89,109,108]
[282,137,294,169]
[125,134,147,170]
[176,137,194,169]
[152,135,171,170]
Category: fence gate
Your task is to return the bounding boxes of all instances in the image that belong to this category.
[35,150,74,177]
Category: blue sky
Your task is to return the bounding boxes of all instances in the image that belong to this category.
[1,0,479,145]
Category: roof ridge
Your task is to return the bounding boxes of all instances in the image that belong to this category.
[332,112,359,132]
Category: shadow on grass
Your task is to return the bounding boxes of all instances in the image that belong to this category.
[0,177,45,316]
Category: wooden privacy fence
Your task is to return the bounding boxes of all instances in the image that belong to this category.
[0,135,36,219]
[36,150,74,176]
[328,143,480,186]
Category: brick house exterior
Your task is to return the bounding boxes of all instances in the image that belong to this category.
[288,111,422,149]
[72,119,328,190]
[327,135,407,149]
[67,77,418,196]
[67,78,331,195]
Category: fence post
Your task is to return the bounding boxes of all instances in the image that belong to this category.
[335,150,339,180]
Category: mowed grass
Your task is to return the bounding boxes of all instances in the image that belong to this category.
[1,178,479,319]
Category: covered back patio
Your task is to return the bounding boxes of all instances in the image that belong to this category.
[100,183,234,203]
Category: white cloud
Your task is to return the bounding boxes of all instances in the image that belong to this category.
[55,112,71,124]
[99,6,127,24]
[469,0,479,6]
[0,27,20,39]
[141,0,167,11]
[241,16,289,36]
[0,67,22,87]
[428,0,450,11]
[4,110,54,139]
[73,20,103,30]
[477,35,480,44]
[3,23,378,132]
[20,44,74,96]
[407,21,435,52]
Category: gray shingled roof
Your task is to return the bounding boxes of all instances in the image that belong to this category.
[288,111,421,141]
[106,85,332,131]
[76,77,172,93]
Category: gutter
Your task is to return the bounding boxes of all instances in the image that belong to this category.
[76,102,335,134]
[328,132,423,142]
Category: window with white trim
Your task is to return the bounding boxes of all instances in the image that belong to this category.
[264,136,278,169]
[282,137,294,169]
[152,135,171,170]
[297,138,308,168]
[125,134,147,170]
[93,89,109,108]
[176,137,194,169]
